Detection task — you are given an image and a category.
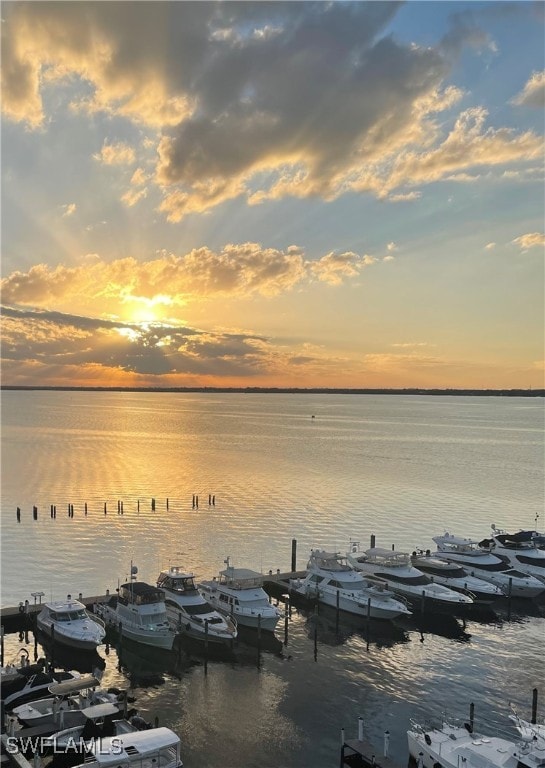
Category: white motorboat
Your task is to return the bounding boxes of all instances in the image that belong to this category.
[411,549,504,604]
[94,580,175,650]
[408,718,545,768]
[289,549,412,621]
[12,674,124,728]
[198,559,282,632]
[157,565,237,645]
[40,710,148,752]
[433,533,545,598]
[347,544,474,610]
[478,526,545,583]
[37,597,106,652]
[4,669,81,710]
[66,726,183,768]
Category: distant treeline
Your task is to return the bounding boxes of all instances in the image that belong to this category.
[1,386,543,396]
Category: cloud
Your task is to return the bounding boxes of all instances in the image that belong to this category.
[512,232,545,251]
[511,70,545,108]
[121,188,148,207]
[94,141,136,166]
[0,305,271,378]
[0,244,377,313]
[61,203,77,217]
[3,2,540,221]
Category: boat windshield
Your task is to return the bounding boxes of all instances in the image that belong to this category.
[377,573,430,586]
[330,578,367,591]
[162,576,196,593]
[52,610,88,621]
[421,564,467,579]
[183,602,214,616]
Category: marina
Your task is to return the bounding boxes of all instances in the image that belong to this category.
[1,391,544,767]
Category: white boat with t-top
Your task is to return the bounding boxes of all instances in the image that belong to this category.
[290,549,412,620]
[198,559,282,631]
[94,577,175,650]
[37,597,106,651]
[408,717,545,768]
[347,543,474,611]
[157,565,237,645]
[433,533,545,598]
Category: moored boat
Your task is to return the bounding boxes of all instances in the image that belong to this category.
[290,549,412,620]
[157,565,237,645]
[433,533,545,598]
[410,549,504,604]
[479,526,545,583]
[94,579,175,650]
[407,717,545,768]
[198,558,282,632]
[347,543,474,611]
[37,597,106,652]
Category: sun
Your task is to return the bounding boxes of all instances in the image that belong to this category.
[122,294,173,324]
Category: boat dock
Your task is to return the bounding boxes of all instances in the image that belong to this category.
[340,720,401,768]
[0,595,110,635]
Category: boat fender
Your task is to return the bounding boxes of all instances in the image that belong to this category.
[425,734,432,746]
[433,762,442,768]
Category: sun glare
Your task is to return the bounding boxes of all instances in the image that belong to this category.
[122,294,173,324]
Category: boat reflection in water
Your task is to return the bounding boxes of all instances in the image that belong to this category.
[300,604,410,650]
[35,628,107,675]
[114,636,195,687]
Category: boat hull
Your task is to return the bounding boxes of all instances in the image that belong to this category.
[165,603,236,645]
[36,620,103,652]
[293,585,407,620]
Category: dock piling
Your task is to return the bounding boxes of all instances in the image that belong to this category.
[532,688,538,724]
[291,539,297,572]
[469,702,474,732]
[370,534,376,549]
[383,731,390,758]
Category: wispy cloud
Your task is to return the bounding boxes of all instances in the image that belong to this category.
[512,232,545,251]
[94,142,136,166]
[511,70,545,108]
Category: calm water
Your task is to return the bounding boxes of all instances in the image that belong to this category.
[1,392,544,768]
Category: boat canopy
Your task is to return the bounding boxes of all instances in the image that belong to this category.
[364,548,411,566]
[119,582,166,604]
[80,703,120,719]
[48,674,100,695]
[87,726,181,761]
[219,568,263,588]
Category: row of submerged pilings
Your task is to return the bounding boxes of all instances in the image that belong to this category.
[15,494,217,521]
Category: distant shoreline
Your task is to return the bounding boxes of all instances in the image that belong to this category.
[1,386,543,396]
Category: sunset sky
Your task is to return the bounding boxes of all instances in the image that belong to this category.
[1,1,544,389]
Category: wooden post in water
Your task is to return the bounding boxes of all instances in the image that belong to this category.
[370,534,376,549]
[204,619,209,674]
[284,596,289,646]
[469,702,474,732]
[257,613,261,668]
[104,502,107,514]
[420,589,426,615]
[507,577,512,620]
[339,728,345,768]
[0,626,4,667]
[84,502,87,515]
[166,498,169,511]
[33,506,38,520]
[151,498,156,511]
[16,507,21,522]
[291,539,297,572]
[50,624,55,671]
[366,597,371,647]
[335,588,340,633]
[313,605,318,661]
[137,499,140,512]
[212,495,215,506]
[532,688,538,724]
